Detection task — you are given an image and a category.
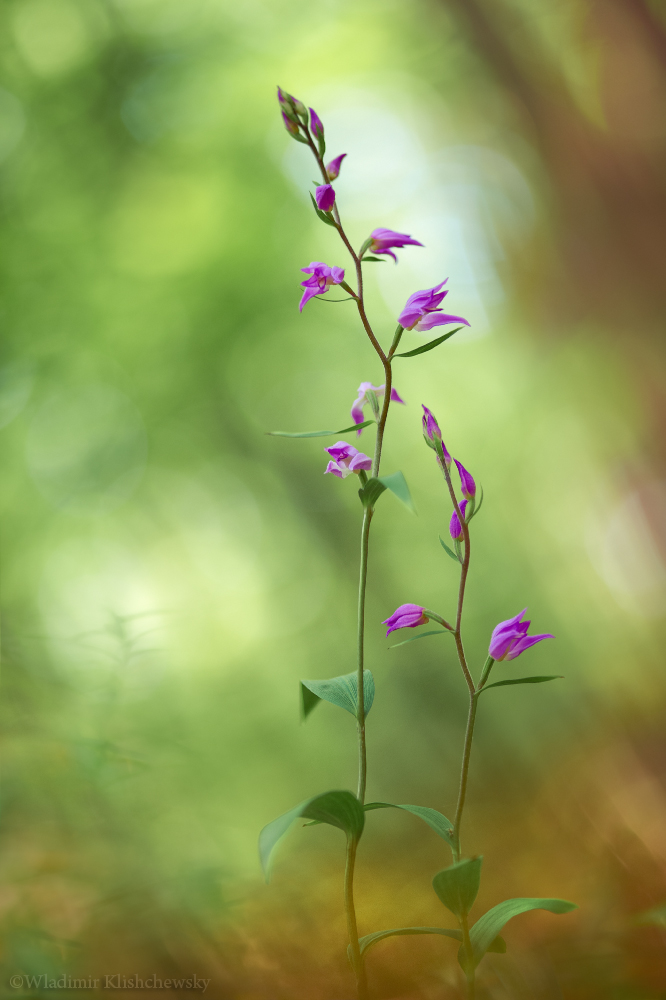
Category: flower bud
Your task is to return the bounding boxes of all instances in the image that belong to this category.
[449,500,468,540]
[309,108,324,140]
[291,96,308,121]
[454,459,476,499]
[315,184,336,212]
[281,111,300,137]
[382,603,430,637]
[421,405,452,465]
[326,153,347,181]
[277,87,298,122]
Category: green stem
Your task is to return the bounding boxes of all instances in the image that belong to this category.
[459,912,475,1000]
[300,119,398,1000]
[356,507,372,802]
[345,837,368,1000]
[452,691,479,861]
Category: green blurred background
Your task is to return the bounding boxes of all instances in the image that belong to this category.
[2,0,666,996]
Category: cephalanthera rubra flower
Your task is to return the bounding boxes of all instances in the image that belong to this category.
[299,262,344,311]
[489,609,554,661]
[352,382,405,433]
[399,281,469,332]
[324,441,372,479]
[368,228,423,262]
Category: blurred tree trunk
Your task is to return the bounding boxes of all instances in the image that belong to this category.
[442,0,666,332]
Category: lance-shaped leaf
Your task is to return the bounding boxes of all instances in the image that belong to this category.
[395,327,463,358]
[389,629,451,649]
[439,536,460,562]
[432,857,483,918]
[268,419,375,439]
[467,897,576,969]
[480,676,563,693]
[379,470,415,512]
[358,927,462,957]
[300,670,375,721]
[360,256,387,263]
[365,802,455,848]
[356,926,506,959]
[259,790,365,879]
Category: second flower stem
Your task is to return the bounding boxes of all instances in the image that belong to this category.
[356,506,372,803]
[452,690,479,861]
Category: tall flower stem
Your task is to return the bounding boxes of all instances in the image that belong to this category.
[452,691,479,863]
[302,121,397,1000]
[345,836,368,1000]
[438,452,478,998]
[356,507,372,802]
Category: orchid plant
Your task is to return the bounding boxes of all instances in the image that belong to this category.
[260,88,576,1000]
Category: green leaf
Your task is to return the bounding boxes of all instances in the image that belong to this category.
[259,790,365,879]
[356,926,505,959]
[389,629,451,649]
[268,419,375,439]
[360,256,387,263]
[308,191,337,227]
[467,484,484,520]
[358,927,462,957]
[480,676,563,693]
[365,802,455,848]
[432,857,483,918]
[378,471,415,513]
[395,327,464,358]
[300,670,375,720]
[439,536,460,562]
[468,897,576,968]
[358,477,386,508]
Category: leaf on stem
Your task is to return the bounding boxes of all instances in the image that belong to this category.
[308,191,337,227]
[394,327,464,358]
[259,790,365,880]
[358,477,386,508]
[389,629,452,648]
[379,471,416,513]
[432,857,483,919]
[359,472,415,512]
[354,926,505,959]
[300,670,375,720]
[357,927,462,957]
[439,536,460,562]
[467,484,484,520]
[480,676,564,692]
[360,256,387,263]
[467,897,577,969]
[268,419,375,439]
[365,802,455,848]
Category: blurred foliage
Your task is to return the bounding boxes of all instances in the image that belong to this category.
[2,0,666,996]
